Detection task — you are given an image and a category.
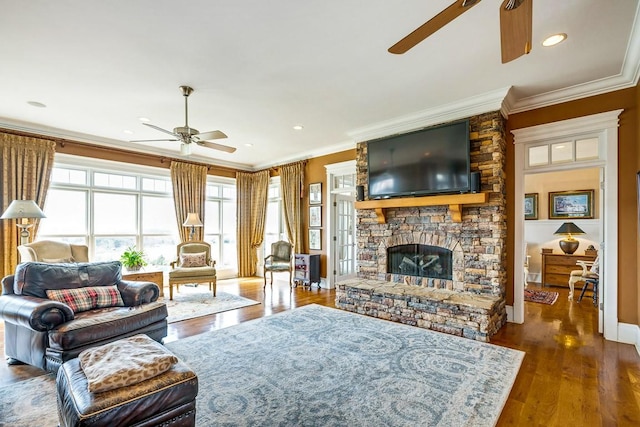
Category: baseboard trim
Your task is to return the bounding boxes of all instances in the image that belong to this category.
[618,322,640,356]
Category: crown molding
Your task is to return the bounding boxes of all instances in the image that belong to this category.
[347,87,513,143]
[509,3,640,114]
[0,118,254,171]
[252,139,356,171]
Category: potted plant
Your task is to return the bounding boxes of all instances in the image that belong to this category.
[120,246,147,271]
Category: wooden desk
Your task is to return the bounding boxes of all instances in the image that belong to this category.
[541,253,596,288]
[122,269,165,297]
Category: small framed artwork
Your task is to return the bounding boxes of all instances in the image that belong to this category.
[524,193,538,220]
[309,182,322,205]
[549,190,594,219]
[309,205,321,227]
[309,229,321,250]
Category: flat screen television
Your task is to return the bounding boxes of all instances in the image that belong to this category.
[367,120,470,199]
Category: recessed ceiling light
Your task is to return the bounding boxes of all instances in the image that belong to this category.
[293,125,304,131]
[27,101,47,108]
[123,130,134,135]
[244,143,254,147]
[542,33,567,47]
[138,117,151,122]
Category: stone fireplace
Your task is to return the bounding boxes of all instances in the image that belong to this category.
[355,111,507,299]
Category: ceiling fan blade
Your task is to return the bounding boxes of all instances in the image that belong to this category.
[196,130,228,141]
[388,0,481,54]
[195,140,237,153]
[500,0,532,63]
[142,122,178,137]
[129,138,179,142]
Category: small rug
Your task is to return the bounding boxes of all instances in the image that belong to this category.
[0,305,524,426]
[524,289,559,305]
[162,286,260,323]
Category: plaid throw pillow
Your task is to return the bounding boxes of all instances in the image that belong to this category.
[180,251,207,267]
[46,285,124,313]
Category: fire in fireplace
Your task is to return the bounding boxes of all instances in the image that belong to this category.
[387,244,453,280]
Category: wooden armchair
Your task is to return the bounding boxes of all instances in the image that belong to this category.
[168,241,217,301]
[263,240,293,288]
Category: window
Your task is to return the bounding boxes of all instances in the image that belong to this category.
[39,161,237,274]
[526,136,602,169]
[264,178,286,258]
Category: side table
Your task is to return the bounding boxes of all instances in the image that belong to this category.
[122,268,165,298]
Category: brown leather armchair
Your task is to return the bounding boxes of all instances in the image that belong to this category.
[0,261,168,373]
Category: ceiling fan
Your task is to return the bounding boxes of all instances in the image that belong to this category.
[388,0,532,64]
[131,85,236,155]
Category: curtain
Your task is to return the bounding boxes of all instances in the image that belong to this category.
[236,169,269,277]
[0,132,56,278]
[280,161,305,253]
[170,161,208,243]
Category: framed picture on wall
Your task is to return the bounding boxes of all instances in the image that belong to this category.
[309,183,322,205]
[309,206,321,227]
[549,190,594,219]
[524,193,538,220]
[309,229,321,250]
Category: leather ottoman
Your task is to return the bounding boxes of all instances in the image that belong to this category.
[56,350,198,426]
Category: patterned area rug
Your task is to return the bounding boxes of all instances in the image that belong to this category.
[524,289,559,305]
[162,286,260,323]
[0,305,524,426]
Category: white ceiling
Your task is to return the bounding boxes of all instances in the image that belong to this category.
[1,0,639,171]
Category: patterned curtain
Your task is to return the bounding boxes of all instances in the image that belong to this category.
[0,133,56,278]
[236,169,269,277]
[280,161,305,253]
[170,161,208,243]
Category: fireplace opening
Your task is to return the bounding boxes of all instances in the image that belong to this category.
[387,244,452,280]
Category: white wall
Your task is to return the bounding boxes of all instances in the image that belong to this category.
[524,168,601,283]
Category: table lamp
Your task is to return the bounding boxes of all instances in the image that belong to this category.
[183,213,203,241]
[553,222,585,254]
[1,200,47,245]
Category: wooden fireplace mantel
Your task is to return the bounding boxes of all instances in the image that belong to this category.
[354,192,488,223]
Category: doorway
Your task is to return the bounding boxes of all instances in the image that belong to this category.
[324,160,357,288]
[512,110,621,341]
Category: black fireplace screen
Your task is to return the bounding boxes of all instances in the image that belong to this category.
[387,244,452,280]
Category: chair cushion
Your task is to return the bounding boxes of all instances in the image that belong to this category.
[180,252,207,267]
[48,301,168,351]
[46,285,124,313]
[169,266,216,279]
[79,334,178,393]
[265,261,291,272]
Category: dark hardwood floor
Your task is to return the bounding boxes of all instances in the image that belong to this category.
[1,278,639,426]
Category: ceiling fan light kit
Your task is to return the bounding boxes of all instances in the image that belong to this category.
[389,0,533,64]
[130,85,236,155]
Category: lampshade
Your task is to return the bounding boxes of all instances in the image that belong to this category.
[1,200,46,219]
[553,222,585,236]
[553,222,585,255]
[183,213,203,227]
[1,200,46,245]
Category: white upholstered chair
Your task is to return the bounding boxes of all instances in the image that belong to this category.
[168,241,217,301]
[568,256,599,302]
[18,240,89,263]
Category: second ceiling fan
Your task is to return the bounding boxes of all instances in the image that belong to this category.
[388,0,533,64]
[132,85,236,154]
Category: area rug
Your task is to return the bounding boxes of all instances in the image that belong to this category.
[0,304,524,426]
[162,285,260,323]
[524,289,559,305]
